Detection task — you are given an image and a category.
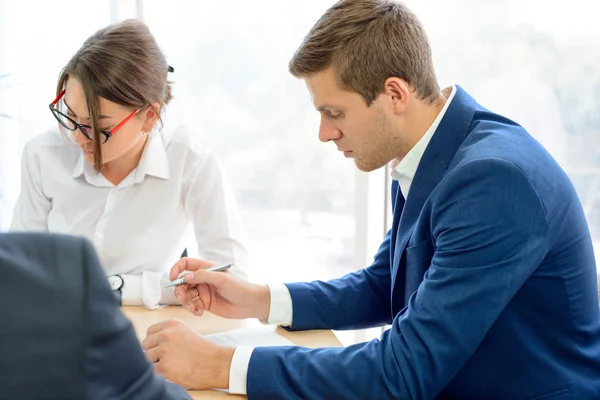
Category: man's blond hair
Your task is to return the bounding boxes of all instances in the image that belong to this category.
[289,0,439,105]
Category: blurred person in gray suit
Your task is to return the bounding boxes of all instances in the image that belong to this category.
[0,232,191,400]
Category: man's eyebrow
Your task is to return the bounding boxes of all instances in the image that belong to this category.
[63,99,113,120]
[317,105,341,112]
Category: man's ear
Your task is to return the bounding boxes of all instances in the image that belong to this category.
[382,77,410,115]
[141,103,161,132]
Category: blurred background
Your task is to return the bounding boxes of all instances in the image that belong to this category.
[1,0,599,342]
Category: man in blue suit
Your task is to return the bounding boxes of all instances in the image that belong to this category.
[0,232,191,399]
[142,0,600,398]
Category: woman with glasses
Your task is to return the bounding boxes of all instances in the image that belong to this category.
[10,19,248,308]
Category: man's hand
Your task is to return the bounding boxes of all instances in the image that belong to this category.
[142,319,234,390]
[171,258,271,320]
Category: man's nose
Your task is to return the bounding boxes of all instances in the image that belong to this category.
[318,118,342,143]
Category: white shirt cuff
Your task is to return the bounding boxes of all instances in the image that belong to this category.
[229,346,254,395]
[121,273,162,309]
[266,284,293,326]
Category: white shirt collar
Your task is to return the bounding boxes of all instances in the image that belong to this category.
[392,85,457,199]
[134,132,170,182]
[71,131,170,187]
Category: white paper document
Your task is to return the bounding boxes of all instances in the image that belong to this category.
[205,327,294,347]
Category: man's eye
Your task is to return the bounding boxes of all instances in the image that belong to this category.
[328,111,342,120]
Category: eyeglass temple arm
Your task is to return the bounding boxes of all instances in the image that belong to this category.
[50,90,66,106]
[110,109,140,134]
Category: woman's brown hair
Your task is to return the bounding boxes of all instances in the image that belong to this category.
[56,19,173,170]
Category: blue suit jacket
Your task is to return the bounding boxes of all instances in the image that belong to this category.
[0,232,190,399]
[247,87,600,399]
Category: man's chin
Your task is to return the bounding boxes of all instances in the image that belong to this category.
[354,158,385,173]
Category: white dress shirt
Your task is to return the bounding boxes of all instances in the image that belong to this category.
[227,86,457,395]
[10,125,248,308]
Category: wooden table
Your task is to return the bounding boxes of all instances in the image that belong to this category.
[122,306,342,399]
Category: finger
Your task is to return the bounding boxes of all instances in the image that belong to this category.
[141,333,161,351]
[174,284,203,304]
[173,284,190,303]
[183,268,229,287]
[170,257,214,280]
[183,287,207,316]
[145,320,173,337]
[173,284,193,303]
[187,286,200,302]
[145,347,161,363]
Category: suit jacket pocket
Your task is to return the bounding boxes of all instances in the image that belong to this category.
[527,388,572,400]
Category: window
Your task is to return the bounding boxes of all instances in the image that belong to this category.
[1,0,597,346]
[143,0,360,283]
[0,0,110,229]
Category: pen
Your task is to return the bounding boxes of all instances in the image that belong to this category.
[162,262,234,288]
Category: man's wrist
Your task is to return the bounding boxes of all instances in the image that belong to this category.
[214,346,235,389]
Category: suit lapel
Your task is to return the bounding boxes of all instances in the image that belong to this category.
[389,180,404,242]
[390,86,478,297]
[388,180,406,304]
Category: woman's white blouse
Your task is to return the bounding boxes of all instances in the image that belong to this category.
[10,126,248,308]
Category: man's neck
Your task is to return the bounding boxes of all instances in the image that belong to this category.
[411,92,447,144]
[394,90,448,163]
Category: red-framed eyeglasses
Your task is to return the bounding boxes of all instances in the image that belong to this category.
[49,90,140,144]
